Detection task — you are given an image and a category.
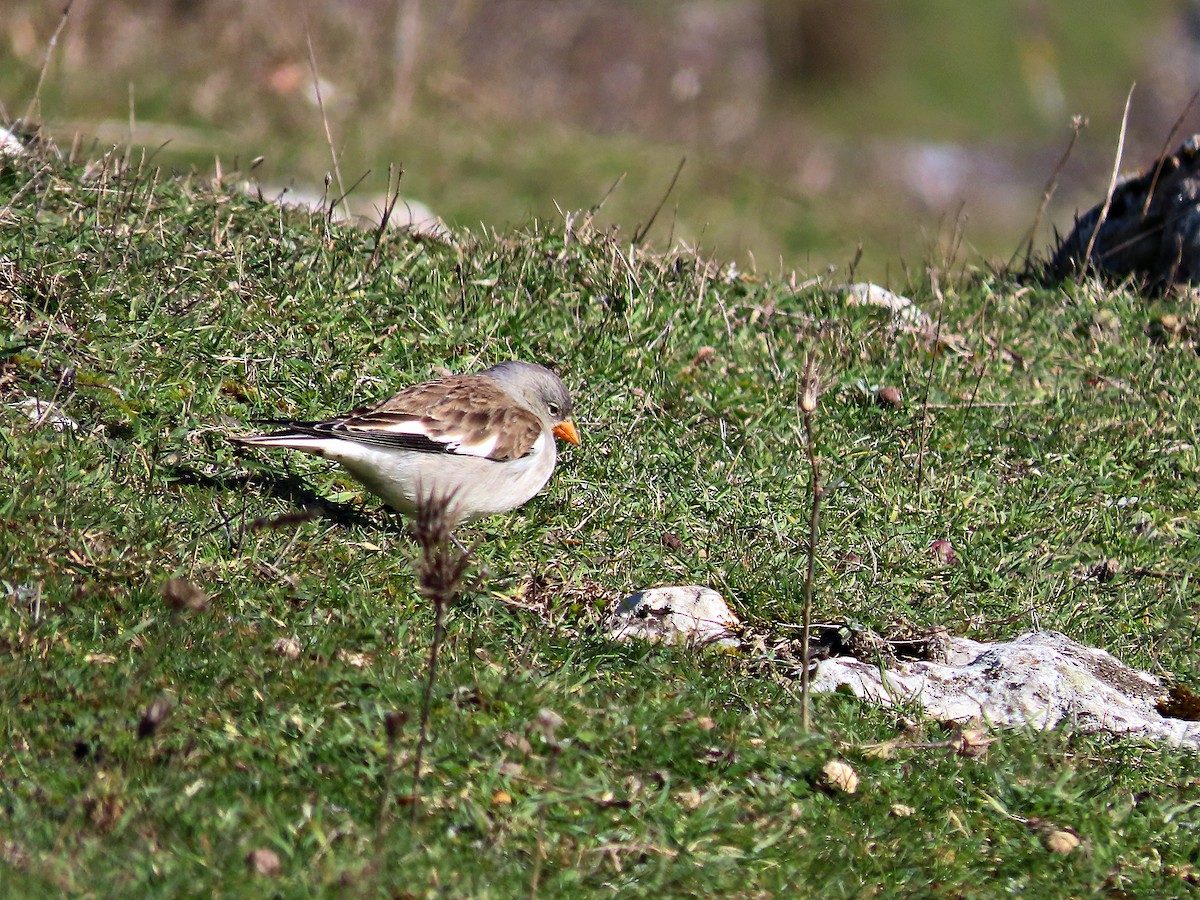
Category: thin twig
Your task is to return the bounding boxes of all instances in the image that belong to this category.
[633,157,685,244]
[406,488,472,822]
[410,596,448,821]
[1141,90,1199,220]
[915,271,945,498]
[799,354,823,734]
[335,168,373,210]
[847,243,863,283]
[368,163,403,271]
[1082,85,1136,274]
[24,1,74,123]
[1016,115,1086,275]
[305,22,347,210]
[590,172,626,215]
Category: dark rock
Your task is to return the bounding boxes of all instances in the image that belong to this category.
[1052,135,1200,286]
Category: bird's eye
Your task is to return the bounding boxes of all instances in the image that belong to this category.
[547,402,561,418]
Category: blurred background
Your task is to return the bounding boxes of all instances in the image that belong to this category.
[3,0,1199,281]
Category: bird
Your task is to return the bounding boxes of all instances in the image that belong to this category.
[231,360,580,525]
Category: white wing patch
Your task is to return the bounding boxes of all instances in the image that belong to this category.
[347,416,503,459]
[446,431,500,459]
[358,419,431,437]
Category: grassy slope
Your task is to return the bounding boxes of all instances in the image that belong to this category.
[1,1,1181,288]
[2,148,1200,896]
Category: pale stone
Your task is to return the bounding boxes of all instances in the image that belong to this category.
[10,397,79,432]
[605,585,740,648]
[245,182,446,237]
[0,126,23,157]
[843,282,932,329]
[605,588,1199,745]
[272,637,302,660]
[821,759,859,794]
[811,631,1200,747]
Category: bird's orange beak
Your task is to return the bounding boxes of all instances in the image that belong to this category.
[553,419,581,446]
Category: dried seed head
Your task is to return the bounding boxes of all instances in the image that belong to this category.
[821,758,859,794]
[953,727,994,758]
[246,848,282,876]
[272,637,302,660]
[1045,829,1081,854]
[930,539,958,567]
[1092,558,1120,583]
[876,385,903,409]
[799,353,824,414]
[162,577,208,613]
[534,708,565,737]
[411,486,472,606]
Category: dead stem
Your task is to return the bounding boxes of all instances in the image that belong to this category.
[1081,85,1136,273]
[1017,115,1086,276]
[1141,90,1199,221]
[24,2,74,124]
[799,353,823,734]
[304,20,348,211]
[407,487,471,824]
[915,271,945,498]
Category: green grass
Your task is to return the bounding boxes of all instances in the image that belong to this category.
[796,0,1174,140]
[1,1,1184,288]
[3,146,1200,897]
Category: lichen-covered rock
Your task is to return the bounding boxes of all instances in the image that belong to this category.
[812,630,1200,746]
[604,591,1198,745]
[0,126,23,157]
[1051,134,1200,286]
[605,585,740,648]
[843,282,931,328]
[10,397,79,432]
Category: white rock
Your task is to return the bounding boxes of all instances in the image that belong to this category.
[0,126,23,157]
[843,282,932,329]
[378,197,446,237]
[247,182,446,237]
[605,585,740,648]
[10,397,79,432]
[811,631,1200,746]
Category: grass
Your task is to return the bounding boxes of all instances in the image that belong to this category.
[795,0,1174,140]
[0,1,1186,286]
[3,144,1200,896]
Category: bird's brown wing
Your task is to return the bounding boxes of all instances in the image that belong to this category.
[308,374,544,460]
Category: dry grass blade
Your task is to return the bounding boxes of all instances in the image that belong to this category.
[633,156,685,244]
[1081,85,1136,274]
[367,163,404,271]
[1016,114,1086,275]
[1141,90,1199,221]
[23,1,74,124]
[407,486,472,823]
[304,20,347,210]
[799,352,824,734]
